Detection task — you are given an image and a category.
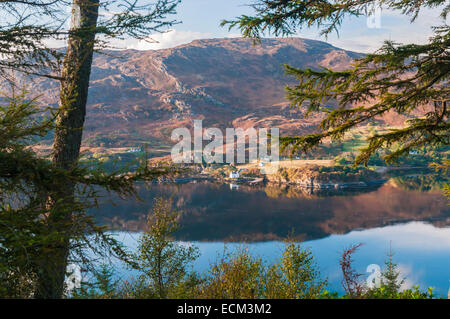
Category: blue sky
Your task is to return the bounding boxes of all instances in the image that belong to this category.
[40,0,446,53]
[114,0,447,53]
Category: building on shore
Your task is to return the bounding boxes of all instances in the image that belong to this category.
[229,171,240,179]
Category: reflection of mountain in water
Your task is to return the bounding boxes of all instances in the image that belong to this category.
[91,177,450,242]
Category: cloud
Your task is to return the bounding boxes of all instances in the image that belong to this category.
[396,263,425,291]
[108,29,215,50]
[345,222,450,251]
[43,29,243,51]
[41,6,448,53]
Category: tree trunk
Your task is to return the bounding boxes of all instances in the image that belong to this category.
[53,0,99,169]
[34,0,99,299]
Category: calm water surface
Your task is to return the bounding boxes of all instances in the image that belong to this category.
[91,175,450,296]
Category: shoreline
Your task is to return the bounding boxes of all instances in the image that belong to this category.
[157,175,389,191]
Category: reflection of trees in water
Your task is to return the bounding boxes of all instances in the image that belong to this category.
[263,183,384,199]
[389,174,449,193]
[93,180,449,242]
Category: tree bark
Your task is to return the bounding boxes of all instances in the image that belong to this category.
[34,0,99,299]
[53,0,99,169]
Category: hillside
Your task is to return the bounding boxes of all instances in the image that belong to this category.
[3,37,414,153]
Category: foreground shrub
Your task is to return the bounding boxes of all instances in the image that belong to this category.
[339,244,435,299]
[134,198,200,298]
[199,247,264,299]
[71,198,437,300]
[264,243,326,298]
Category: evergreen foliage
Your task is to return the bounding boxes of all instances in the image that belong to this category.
[223,0,449,165]
[0,91,174,298]
[69,206,436,299]
[0,0,181,81]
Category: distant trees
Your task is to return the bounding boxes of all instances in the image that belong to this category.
[431,159,450,197]
[0,0,181,298]
[223,0,449,165]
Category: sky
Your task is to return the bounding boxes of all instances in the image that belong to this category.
[112,0,449,53]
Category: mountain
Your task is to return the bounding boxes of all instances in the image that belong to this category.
[6,37,367,150]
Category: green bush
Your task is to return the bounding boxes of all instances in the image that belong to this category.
[134,198,200,298]
[70,201,438,300]
[200,247,264,299]
[263,242,326,298]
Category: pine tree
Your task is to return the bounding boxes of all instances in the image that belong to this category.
[0,0,180,81]
[380,246,404,296]
[1,0,181,298]
[0,91,174,298]
[223,0,449,165]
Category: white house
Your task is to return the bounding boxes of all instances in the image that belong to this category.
[229,171,240,179]
[127,147,143,153]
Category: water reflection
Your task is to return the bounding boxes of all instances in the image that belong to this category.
[229,184,240,190]
[93,174,450,296]
[112,221,450,297]
[92,176,449,242]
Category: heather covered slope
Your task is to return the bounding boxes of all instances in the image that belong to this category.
[3,37,366,148]
[16,36,435,156]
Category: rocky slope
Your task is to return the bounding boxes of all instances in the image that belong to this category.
[3,37,384,149]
